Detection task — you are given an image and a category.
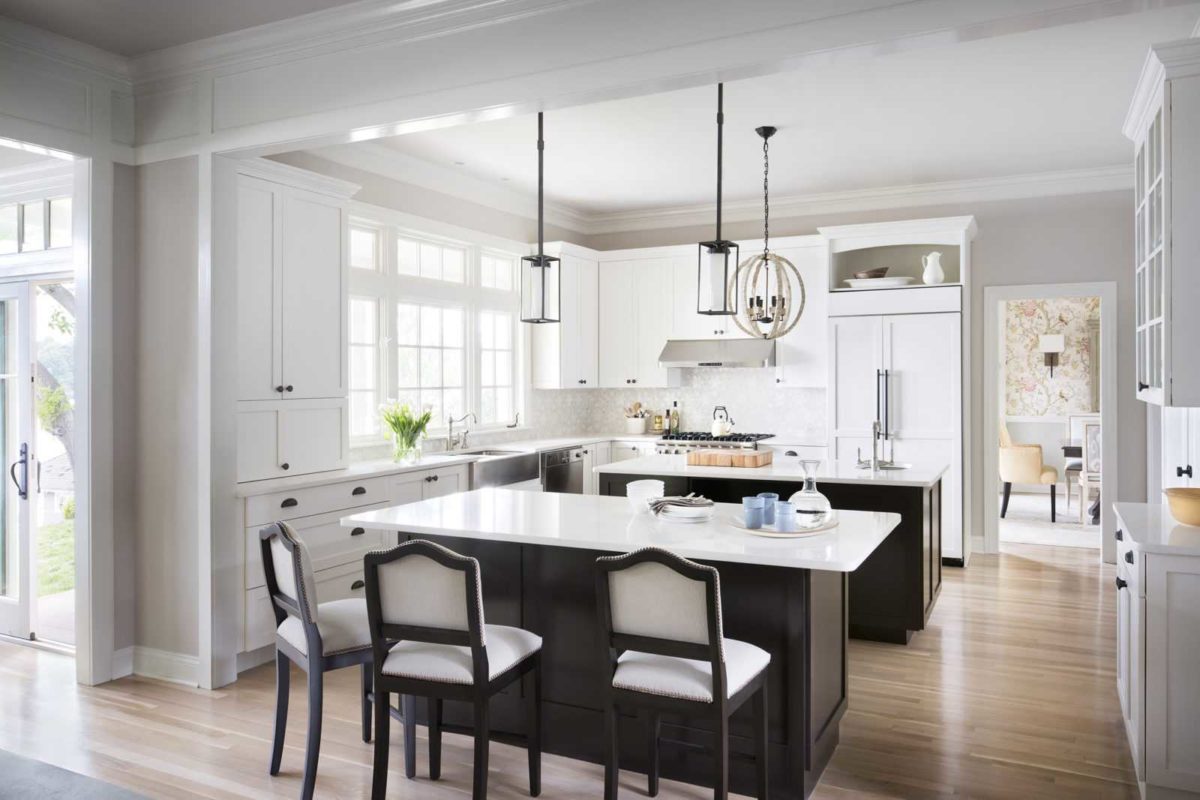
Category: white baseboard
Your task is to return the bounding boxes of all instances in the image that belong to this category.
[132,646,199,686]
[237,644,274,674]
[111,646,133,679]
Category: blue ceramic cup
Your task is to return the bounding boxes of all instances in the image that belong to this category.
[757,492,779,524]
[774,501,797,532]
[742,496,765,529]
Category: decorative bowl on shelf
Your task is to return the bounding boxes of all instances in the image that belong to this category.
[852,267,890,280]
[1164,488,1200,526]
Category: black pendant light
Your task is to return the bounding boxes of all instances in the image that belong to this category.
[696,84,738,316]
[521,111,560,324]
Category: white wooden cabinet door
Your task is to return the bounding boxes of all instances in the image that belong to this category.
[391,472,426,506]
[882,313,960,441]
[610,442,643,462]
[424,465,468,498]
[236,178,281,401]
[1189,408,1200,488]
[599,261,636,387]
[1145,553,1200,792]
[828,315,882,441]
[237,409,283,482]
[280,190,346,400]
[635,258,674,387]
[576,256,600,387]
[278,403,346,475]
[671,256,730,339]
[1161,407,1191,490]
[773,245,827,387]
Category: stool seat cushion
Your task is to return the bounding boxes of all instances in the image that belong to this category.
[381,624,541,685]
[612,638,770,703]
[1064,459,1083,471]
[278,598,372,657]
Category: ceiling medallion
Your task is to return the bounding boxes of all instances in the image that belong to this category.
[729,125,805,340]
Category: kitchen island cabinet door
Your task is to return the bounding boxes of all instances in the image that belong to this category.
[1145,553,1200,792]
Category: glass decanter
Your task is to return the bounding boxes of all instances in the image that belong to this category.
[788,459,832,528]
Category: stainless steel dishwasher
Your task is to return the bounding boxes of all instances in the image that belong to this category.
[541,446,585,494]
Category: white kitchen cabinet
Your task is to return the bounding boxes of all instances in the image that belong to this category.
[610,441,654,462]
[670,255,733,340]
[598,258,674,388]
[771,244,827,387]
[1125,41,1200,406]
[1160,407,1200,490]
[236,177,280,402]
[236,400,348,483]
[531,244,599,388]
[585,442,612,495]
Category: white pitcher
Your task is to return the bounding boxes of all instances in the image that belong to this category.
[921,251,945,285]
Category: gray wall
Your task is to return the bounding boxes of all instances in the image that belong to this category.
[588,190,1146,544]
[134,157,200,657]
[112,163,137,652]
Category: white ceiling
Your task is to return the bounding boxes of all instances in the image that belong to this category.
[0,0,365,56]
[314,5,1199,218]
[0,144,57,171]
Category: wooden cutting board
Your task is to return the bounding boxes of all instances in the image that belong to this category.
[687,449,773,468]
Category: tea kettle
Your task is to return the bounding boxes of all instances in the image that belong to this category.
[711,405,735,437]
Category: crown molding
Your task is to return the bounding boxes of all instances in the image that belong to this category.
[1124,38,1200,139]
[310,141,593,233]
[236,157,361,199]
[130,0,593,85]
[0,15,131,84]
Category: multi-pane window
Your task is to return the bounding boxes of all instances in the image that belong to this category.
[481,253,516,291]
[349,226,379,271]
[349,297,380,437]
[398,236,466,283]
[395,303,465,428]
[479,310,515,424]
[0,197,70,255]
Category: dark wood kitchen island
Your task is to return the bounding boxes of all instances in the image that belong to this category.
[598,454,946,644]
[344,488,898,799]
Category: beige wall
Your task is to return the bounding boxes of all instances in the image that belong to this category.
[589,190,1146,544]
[134,157,200,657]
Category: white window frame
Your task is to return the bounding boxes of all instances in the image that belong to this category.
[347,202,526,448]
[0,162,74,273]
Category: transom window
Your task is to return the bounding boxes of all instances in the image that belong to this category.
[347,209,524,444]
[0,197,71,255]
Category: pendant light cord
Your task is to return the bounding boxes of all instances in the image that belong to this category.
[762,132,770,260]
[537,111,544,254]
[715,84,723,242]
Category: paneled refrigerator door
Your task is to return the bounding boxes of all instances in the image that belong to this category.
[828,315,883,447]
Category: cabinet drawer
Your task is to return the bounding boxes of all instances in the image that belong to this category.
[244,560,369,652]
[246,475,391,527]
[245,502,391,590]
[1115,531,1145,595]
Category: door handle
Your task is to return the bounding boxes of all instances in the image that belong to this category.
[9,442,28,500]
[36,459,42,494]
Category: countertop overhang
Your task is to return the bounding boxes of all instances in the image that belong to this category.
[1113,501,1200,556]
[342,488,899,572]
[595,454,948,488]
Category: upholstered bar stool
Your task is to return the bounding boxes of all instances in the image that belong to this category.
[595,547,770,800]
[364,539,544,800]
[259,521,380,800]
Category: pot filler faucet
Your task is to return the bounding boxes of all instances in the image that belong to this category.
[448,412,477,450]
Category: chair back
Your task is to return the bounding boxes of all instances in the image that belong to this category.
[595,548,725,697]
[1068,413,1100,445]
[1082,422,1102,475]
[363,540,487,680]
[260,522,322,658]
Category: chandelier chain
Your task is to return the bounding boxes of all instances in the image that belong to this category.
[762,134,770,259]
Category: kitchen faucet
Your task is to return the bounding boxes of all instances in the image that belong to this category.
[447,412,477,450]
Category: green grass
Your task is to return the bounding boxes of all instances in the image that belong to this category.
[37,520,74,596]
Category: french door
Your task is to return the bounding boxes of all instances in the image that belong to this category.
[0,282,32,638]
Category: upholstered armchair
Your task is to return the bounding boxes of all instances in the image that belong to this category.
[999,425,1060,522]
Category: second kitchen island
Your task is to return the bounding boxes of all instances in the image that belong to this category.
[598,454,946,644]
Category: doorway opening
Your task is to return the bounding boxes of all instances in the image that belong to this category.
[983,283,1118,561]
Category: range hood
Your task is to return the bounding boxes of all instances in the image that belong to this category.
[658,338,776,369]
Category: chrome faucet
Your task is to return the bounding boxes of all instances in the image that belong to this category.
[447,412,477,450]
[871,419,881,470]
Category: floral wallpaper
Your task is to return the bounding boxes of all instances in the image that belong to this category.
[1004,297,1100,416]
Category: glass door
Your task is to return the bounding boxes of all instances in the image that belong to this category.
[0,283,32,639]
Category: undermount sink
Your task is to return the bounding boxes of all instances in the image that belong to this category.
[463,448,525,457]
[466,449,540,489]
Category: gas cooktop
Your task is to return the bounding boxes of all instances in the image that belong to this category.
[660,432,774,443]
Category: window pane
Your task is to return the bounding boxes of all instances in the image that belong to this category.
[350,346,376,390]
[21,202,44,252]
[396,303,419,345]
[443,388,464,420]
[494,313,512,349]
[443,349,463,388]
[496,387,513,422]
[350,227,378,271]
[481,388,496,423]
[420,243,441,280]
[442,247,464,282]
[397,347,419,387]
[422,390,444,427]
[0,206,15,255]
[420,306,441,346]
[494,351,512,386]
[481,351,495,386]
[442,307,463,348]
[481,257,495,289]
[349,298,377,344]
[49,197,71,249]
[351,392,379,437]
[420,348,442,387]
[395,389,420,413]
[397,238,419,275]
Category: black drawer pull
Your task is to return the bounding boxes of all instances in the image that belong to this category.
[1115,529,1123,541]
[351,580,365,591]
[350,527,365,537]
[1115,577,1127,590]
[432,474,439,482]
[1138,381,1149,392]
[281,498,298,508]
[1178,465,1193,478]
[352,486,367,496]
[1124,551,1134,564]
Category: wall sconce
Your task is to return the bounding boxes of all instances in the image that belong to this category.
[1039,334,1065,377]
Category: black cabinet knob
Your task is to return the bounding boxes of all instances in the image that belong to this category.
[632,379,637,384]
[776,378,782,383]
[275,385,285,393]
[1115,577,1127,590]
[424,476,432,482]
[1178,465,1194,478]
[285,385,294,393]
[578,379,585,384]
[433,474,439,482]
[1138,381,1149,391]
[1115,529,1123,541]
[281,463,290,471]
[281,497,298,509]
[351,580,365,591]
[1124,551,1134,564]
[350,527,365,537]
[352,486,366,496]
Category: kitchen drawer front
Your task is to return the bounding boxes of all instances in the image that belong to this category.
[246,475,391,527]
[244,560,368,652]
[245,502,392,590]
[1115,528,1145,596]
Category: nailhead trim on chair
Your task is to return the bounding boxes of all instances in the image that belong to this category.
[368,540,488,646]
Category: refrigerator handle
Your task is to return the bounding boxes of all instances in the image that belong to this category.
[875,369,882,440]
[882,369,891,441]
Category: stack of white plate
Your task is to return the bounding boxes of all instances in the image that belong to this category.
[656,504,714,524]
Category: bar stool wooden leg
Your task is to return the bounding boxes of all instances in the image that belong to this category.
[269,651,289,776]
[646,710,661,797]
[713,712,728,800]
[527,656,542,796]
[301,666,323,800]
[428,697,443,780]
[402,694,417,779]
[371,688,390,800]
[753,684,768,800]
[360,663,372,743]
[472,697,490,800]
[604,703,620,800]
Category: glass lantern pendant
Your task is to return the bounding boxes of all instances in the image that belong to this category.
[697,84,739,316]
[521,112,560,324]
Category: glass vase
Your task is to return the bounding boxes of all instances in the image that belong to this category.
[392,435,422,465]
[788,459,833,528]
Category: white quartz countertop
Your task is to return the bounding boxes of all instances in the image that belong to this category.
[595,454,948,488]
[236,433,662,497]
[342,488,900,572]
[1114,502,1200,557]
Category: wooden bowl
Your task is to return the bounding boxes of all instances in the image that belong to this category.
[1164,487,1200,526]
[853,267,890,280]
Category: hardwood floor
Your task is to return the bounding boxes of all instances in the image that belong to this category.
[0,542,1135,799]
